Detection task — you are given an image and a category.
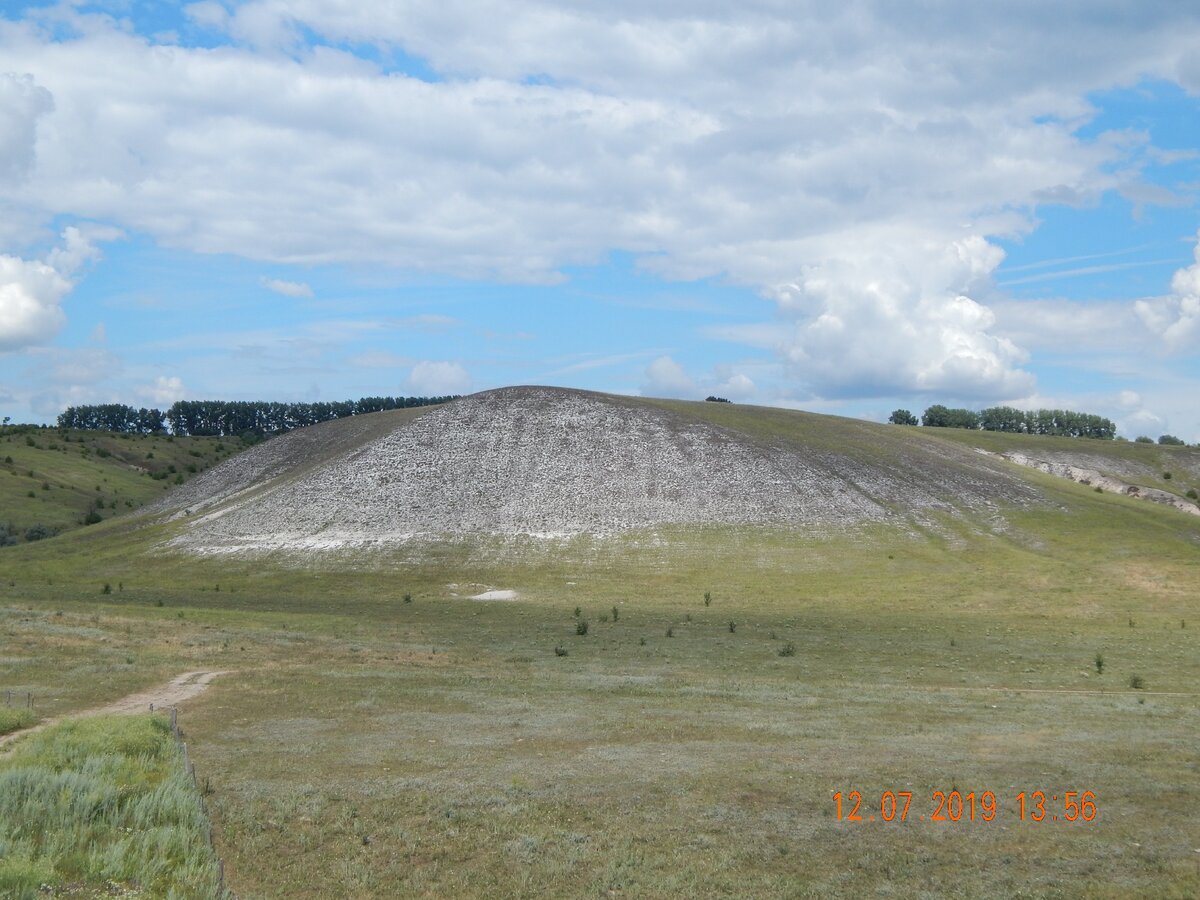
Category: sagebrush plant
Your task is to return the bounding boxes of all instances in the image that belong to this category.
[0,715,226,898]
[576,620,588,636]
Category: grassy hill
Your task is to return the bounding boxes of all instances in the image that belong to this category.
[0,424,235,544]
[1,392,1198,898]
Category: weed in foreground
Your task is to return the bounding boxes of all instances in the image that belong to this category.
[0,715,226,897]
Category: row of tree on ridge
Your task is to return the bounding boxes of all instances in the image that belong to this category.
[888,405,1118,439]
[57,396,460,437]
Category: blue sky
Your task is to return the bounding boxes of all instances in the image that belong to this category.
[1,2,1199,440]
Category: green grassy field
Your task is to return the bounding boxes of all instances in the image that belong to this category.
[1,412,1198,897]
[0,424,233,545]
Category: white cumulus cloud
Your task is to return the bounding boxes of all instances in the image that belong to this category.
[0,71,53,183]
[406,360,471,395]
[0,253,71,351]
[767,234,1034,399]
[141,375,186,406]
[261,277,314,298]
[640,355,696,398]
[1134,232,1200,350]
[0,227,111,352]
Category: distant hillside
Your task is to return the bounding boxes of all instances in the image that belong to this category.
[0,426,232,544]
[152,386,1074,555]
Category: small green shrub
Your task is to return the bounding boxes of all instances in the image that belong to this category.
[1187,489,1198,500]
[703,591,712,607]
[1094,653,1103,675]
[666,627,674,638]
[573,606,581,618]
[554,646,568,657]
[1128,674,1145,690]
[101,583,112,595]
[728,621,737,633]
[576,620,589,636]
[23,524,58,542]
[611,606,619,622]
[778,642,796,657]
[1163,471,1172,480]
[0,707,37,736]
[403,592,413,603]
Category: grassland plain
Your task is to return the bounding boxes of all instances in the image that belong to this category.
[1,403,1199,898]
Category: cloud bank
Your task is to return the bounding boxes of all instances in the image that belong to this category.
[2,2,1199,402]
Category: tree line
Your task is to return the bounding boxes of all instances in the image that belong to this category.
[58,396,460,437]
[889,404,1116,439]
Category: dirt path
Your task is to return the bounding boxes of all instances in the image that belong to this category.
[0,670,230,750]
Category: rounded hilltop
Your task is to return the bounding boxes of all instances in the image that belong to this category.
[155,385,1042,553]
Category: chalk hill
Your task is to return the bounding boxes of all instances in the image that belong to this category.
[151,386,1063,554]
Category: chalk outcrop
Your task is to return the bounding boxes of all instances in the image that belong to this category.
[157,386,1044,554]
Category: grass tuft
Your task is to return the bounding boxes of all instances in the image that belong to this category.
[0,715,227,897]
[0,708,37,737]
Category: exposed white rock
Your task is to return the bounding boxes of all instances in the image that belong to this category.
[157,386,1045,554]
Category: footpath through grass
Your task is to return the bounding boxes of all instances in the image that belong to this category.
[0,715,227,899]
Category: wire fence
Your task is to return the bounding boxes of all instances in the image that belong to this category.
[3,689,34,708]
[153,702,233,898]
